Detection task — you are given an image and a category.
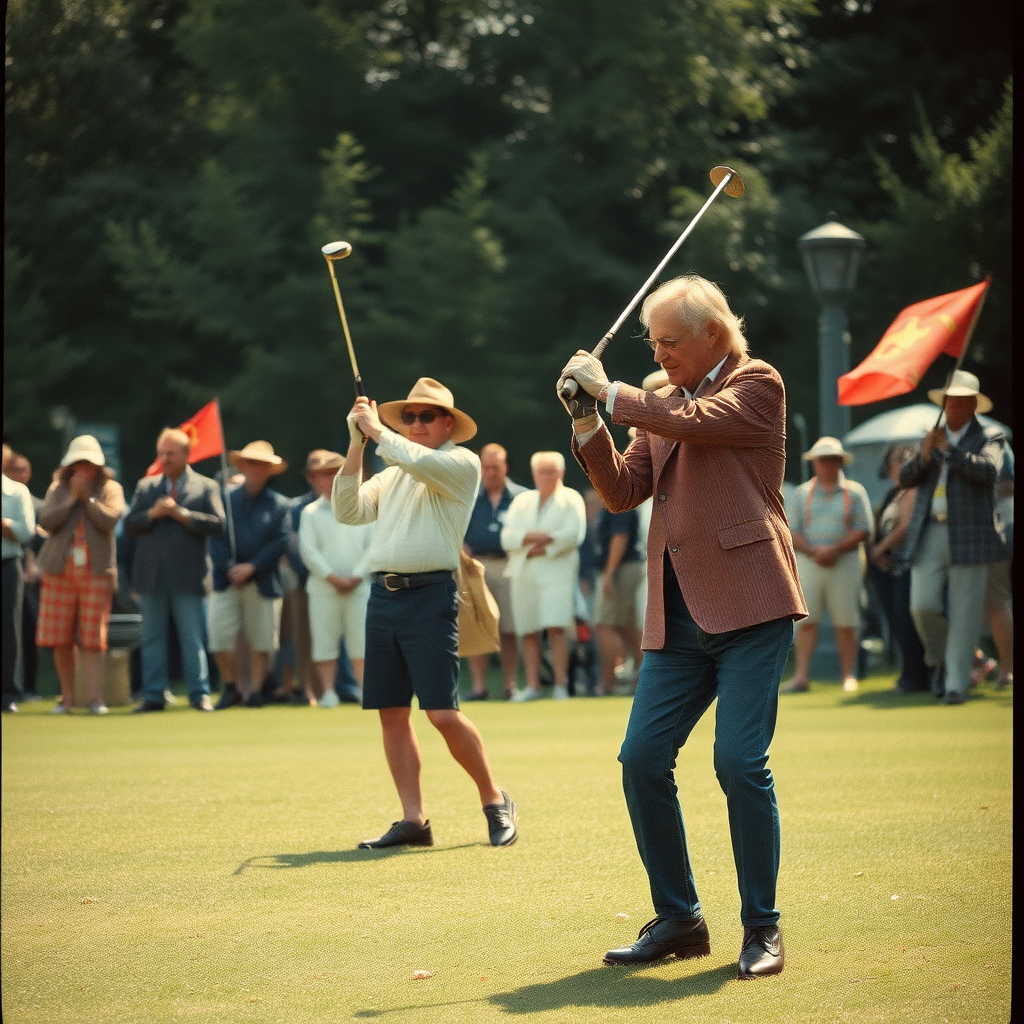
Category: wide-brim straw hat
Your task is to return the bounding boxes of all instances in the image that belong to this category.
[229,440,289,474]
[60,434,113,476]
[378,377,477,444]
[927,369,992,415]
[802,436,853,465]
[305,449,344,474]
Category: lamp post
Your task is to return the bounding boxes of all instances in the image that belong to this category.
[798,221,865,440]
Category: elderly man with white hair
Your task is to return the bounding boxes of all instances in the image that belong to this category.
[501,451,587,701]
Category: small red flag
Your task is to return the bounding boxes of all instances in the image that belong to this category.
[838,278,991,406]
[145,400,225,476]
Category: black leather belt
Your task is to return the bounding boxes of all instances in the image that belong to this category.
[372,570,453,592]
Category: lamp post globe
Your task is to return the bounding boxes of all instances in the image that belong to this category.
[798,221,866,441]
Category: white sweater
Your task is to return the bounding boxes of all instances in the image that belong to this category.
[298,496,374,582]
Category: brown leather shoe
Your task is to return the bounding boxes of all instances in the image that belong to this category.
[737,924,784,979]
[357,820,433,849]
[603,915,711,965]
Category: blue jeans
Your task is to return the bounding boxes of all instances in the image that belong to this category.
[140,591,210,703]
[619,562,794,927]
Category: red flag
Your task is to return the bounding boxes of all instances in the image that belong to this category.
[838,278,990,406]
[145,400,225,476]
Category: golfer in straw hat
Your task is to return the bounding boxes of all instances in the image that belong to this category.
[335,378,517,850]
[783,437,873,694]
[898,371,1010,704]
[207,441,292,709]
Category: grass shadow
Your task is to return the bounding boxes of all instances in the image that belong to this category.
[233,845,479,874]
[488,962,735,1013]
[842,686,1012,711]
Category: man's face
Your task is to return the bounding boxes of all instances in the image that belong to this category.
[944,395,977,431]
[480,450,508,492]
[532,460,562,497]
[813,456,844,484]
[401,405,453,450]
[240,459,275,491]
[311,468,337,499]
[646,303,720,392]
[8,456,32,485]
[157,439,189,480]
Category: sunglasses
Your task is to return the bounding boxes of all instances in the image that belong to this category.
[401,409,447,426]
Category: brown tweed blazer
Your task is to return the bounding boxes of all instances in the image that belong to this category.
[573,351,806,646]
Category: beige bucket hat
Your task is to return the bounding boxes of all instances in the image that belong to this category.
[927,370,992,415]
[378,377,477,444]
[802,436,853,465]
[229,440,289,474]
[61,434,107,468]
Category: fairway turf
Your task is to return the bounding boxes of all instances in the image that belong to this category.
[1,675,1011,1023]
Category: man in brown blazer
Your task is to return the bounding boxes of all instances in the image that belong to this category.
[559,274,806,980]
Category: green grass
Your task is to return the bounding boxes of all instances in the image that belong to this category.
[1,672,1011,1024]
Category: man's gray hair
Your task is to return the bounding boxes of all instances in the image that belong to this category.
[639,274,748,356]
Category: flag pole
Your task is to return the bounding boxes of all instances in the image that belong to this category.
[934,276,991,428]
[215,398,237,562]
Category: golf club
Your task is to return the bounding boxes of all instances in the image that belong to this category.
[560,165,745,401]
[321,240,365,397]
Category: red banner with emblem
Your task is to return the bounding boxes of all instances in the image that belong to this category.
[837,278,991,406]
[144,400,225,475]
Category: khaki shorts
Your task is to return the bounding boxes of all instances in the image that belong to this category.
[796,550,863,628]
[207,583,282,653]
[595,560,645,629]
[984,560,1011,611]
[306,576,369,662]
[477,555,516,636]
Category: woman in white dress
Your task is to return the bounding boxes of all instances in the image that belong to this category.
[501,451,587,701]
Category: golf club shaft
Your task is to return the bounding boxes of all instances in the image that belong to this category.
[327,261,366,398]
[560,167,738,401]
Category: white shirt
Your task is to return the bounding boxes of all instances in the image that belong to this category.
[298,496,374,581]
[2,473,36,560]
[332,429,480,574]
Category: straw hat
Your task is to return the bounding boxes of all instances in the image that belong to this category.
[305,449,344,474]
[802,436,853,465]
[378,378,477,444]
[61,435,109,470]
[642,368,671,391]
[229,440,288,474]
[927,370,992,415]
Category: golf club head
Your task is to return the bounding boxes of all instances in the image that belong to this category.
[709,165,745,198]
[322,240,353,261]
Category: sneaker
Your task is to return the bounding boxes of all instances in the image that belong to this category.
[841,677,858,693]
[1,702,18,713]
[509,688,542,702]
[163,689,180,705]
[552,685,569,700]
[995,674,1013,690]
[483,791,518,847]
[318,690,341,709]
[190,695,214,712]
[51,701,72,715]
[89,702,109,715]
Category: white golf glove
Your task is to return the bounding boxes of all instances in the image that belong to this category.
[560,351,610,398]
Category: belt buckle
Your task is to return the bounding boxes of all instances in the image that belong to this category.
[933,513,948,524]
[382,573,403,592]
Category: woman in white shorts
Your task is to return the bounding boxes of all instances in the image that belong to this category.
[298,452,374,706]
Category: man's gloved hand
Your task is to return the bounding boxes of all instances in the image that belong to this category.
[557,381,597,420]
[560,351,611,398]
[347,408,368,447]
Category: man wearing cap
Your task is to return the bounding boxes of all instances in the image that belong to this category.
[784,437,873,694]
[558,275,805,980]
[298,450,373,705]
[207,441,292,709]
[126,428,226,713]
[899,371,1010,704]
[335,378,518,849]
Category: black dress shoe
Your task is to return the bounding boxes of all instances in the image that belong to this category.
[132,700,166,713]
[603,915,711,965]
[929,664,946,698]
[737,924,784,979]
[214,684,242,710]
[945,691,965,705]
[483,791,517,846]
[463,690,488,701]
[358,820,433,849]
[243,692,264,708]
